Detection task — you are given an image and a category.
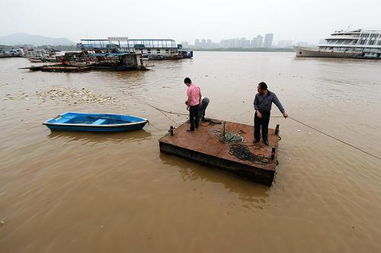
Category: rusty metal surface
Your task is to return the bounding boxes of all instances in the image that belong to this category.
[159,119,280,184]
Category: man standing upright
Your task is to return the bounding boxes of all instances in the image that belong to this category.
[254,82,288,145]
[184,77,201,131]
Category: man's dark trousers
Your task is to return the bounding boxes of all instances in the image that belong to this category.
[254,110,270,142]
[189,105,200,131]
[198,97,209,120]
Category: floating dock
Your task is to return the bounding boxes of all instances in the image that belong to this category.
[28,65,90,72]
[27,63,147,72]
[159,119,281,185]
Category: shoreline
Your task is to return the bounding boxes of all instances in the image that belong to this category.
[193,48,295,53]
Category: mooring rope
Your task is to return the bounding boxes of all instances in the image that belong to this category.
[288,116,381,160]
[144,103,188,116]
[143,102,181,125]
[154,107,178,124]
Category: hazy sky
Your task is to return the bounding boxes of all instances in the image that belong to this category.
[0,0,380,44]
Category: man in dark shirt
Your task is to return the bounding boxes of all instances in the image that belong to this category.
[253,82,288,145]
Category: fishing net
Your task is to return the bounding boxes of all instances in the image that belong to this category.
[222,132,244,143]
[229,144,271,164]
[211,128,245,143]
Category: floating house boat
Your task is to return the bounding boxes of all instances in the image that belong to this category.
[27,51,146,72]
[296,29,381,59]
[23,47,62,62]
[79,37,193,60]
[63,51,146,71]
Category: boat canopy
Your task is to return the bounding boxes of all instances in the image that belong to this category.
[88,53,131,57]
[79,38,178,50]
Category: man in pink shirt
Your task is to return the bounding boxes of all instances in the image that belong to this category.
[184,77,201,131]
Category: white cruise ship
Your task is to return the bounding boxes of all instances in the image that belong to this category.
[296,29,381,59]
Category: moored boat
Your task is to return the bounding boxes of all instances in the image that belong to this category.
[27,52,148,72]
[296,29,381,59]
[0,48,24,58]
[296,47,362,58]
[29,65,90,72]
[43,112,148,132]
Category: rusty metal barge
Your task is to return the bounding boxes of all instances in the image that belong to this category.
[159,119,281,185]
[26,52,147,72]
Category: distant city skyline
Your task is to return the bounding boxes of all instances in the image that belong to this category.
[183,33,314,49]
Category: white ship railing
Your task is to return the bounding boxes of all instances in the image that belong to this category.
[318,44,381,49]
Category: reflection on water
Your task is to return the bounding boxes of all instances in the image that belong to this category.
[160,152,272,210]
[1,53,381,253]
[47,129,152,143]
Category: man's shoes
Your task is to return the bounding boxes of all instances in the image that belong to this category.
[187,129,194,132]
[253,139,260,144]
[263,140,269,146]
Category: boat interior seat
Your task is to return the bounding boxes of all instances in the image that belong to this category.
[59,118,72,123]
[92,119,107,125]
[56,115,76,123]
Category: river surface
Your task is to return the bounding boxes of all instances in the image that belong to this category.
[0,52,381,253]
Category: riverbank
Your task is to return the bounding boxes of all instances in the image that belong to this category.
[194,48,295,52]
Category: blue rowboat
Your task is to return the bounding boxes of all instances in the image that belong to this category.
[43,112,148,132]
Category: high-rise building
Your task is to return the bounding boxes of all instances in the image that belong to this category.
[277,40,293,48]
[206,39,213,48]
[264,33,274,48]
[220,38,239,48]
[195,39,200,48]
[240,37,251,48]
[201,39,206,48]
[251,35,264,48]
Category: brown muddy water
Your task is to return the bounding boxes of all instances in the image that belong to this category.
[0,52,381,253]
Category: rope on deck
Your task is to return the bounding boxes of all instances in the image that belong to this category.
[229,144,270,164]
